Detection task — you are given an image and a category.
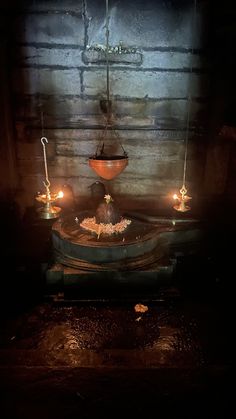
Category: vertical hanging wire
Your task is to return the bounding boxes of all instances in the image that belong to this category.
[95,0,110,156]
[36,49,43,136]
[95,0,127,157]
[36,48,50,190]
[105,0,110,103]
[182,0,197,188]
[36,47,47,141]
[105,0,127,155]
[40,109,45,138]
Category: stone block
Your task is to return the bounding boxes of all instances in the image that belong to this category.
[15,12,84,46]
[111,177,183,197]
[17,46,83,67]
[49,156,89,178]
[204,141,230,194]
[18,159,48,177]
[33,134,203,162]
[23,127,191,143]
[13,94,207,133]
[109,99,207,125]
[56,140,103,157]
[46,265,64,286]
[15,13,84,45]
[87,0,204,49]
[14,96,206,125]
[13,69,81,95]
[14,95,101,119]
[16,141,55,160]
[83,69,208,99]
[142,51,204,70]
[83,50,142,65]
[42,114,155,128]
[21,0,83,12]
[55,138,185,160]
[126,140,185,160]
[120,158,185,179]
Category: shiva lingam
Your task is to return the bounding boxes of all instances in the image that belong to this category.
[36,137,63,219]
[80,194,131,239]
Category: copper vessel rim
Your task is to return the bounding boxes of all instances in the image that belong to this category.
[89,156,128,161]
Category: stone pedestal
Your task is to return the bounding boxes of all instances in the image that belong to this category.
[46,211,203,299]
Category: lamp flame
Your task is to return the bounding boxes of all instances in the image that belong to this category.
[57,191,64,199]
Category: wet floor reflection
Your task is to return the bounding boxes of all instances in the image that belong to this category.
[0,303,204,367]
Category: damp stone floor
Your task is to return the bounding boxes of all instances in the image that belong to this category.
[0,205,234,418]
[0,294,233,419]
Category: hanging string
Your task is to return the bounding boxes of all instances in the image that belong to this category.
[182,0,197,188]
[95,0,110,156]
[95,0,127,157]
[36,49,47,141]
[40,109,45,138]
[105,0,110,104]
[105,0,127,155]
[35,48,51,193]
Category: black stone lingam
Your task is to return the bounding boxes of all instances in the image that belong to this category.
[95,194,121,225]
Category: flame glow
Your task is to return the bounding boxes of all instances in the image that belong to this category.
[173,194,178,200]
[57,191,64,199]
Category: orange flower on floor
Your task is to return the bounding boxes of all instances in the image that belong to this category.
[134,304,148,313]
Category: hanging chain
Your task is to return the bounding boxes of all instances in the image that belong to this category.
[182,0,197,187]
[95,0,127,158]
[36,48,51,193]
[105,0,110,103]
[36,49,45,137]
[95,0,110,156]
[41,109,45,138]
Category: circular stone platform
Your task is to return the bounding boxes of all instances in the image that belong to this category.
[51,211,170,270]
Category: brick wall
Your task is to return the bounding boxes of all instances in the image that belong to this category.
[5,0,211,213]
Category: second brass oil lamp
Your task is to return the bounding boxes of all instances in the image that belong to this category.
[36,137,63,219]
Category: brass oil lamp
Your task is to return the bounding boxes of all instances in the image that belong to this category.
[172,0,198,214]
[36,137,63,219]
[173,185,192,212]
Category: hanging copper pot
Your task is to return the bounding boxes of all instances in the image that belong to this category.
[88,1,129,181]
[89,154,128,180]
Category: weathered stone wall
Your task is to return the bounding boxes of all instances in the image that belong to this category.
[7,0,211,213]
